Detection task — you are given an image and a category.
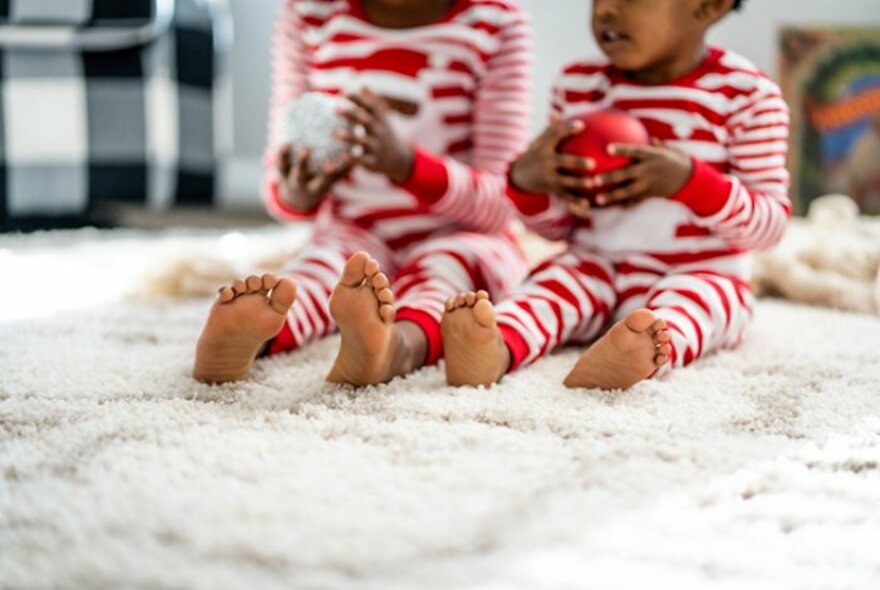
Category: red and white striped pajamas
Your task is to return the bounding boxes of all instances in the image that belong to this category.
[262,0,533,364]
[497,48,791,375]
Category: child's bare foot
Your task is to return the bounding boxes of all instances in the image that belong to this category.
[563,309,672,390]
[441,291,510,387]
[326,252,405,386]
[193,274,296,384]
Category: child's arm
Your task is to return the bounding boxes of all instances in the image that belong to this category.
[505,119,592,241]
[594,83,792,252]
[262,1,326,221]
[677,86,792,252]
[503,78,596,242]
[390,9,535,234]
[644,82,792,252]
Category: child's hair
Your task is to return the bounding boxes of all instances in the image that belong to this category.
[732,0,746,10]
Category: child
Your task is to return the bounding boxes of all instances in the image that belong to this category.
[441,0,792,389]
[193,0,533,385]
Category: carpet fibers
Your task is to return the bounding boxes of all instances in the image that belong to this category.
[1,228,879,590]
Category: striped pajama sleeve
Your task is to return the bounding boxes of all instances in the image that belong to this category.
[672,85,792,252]
[396,7,534,234]
[503,81,579,242]
[262,0,315,221]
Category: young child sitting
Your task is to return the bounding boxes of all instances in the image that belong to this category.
[441,0,792,390]
[192,0,533,386]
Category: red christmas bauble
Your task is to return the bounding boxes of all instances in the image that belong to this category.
[557,109,650,203]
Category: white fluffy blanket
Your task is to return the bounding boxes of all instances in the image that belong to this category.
[753,195,880,315]
[1,228,879,590]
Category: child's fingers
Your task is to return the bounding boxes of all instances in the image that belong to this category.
[534,119,582,150]
[305,163,330,196]
[591,163,640,189]
[567,198,592,218]
[362,87,391,113]
[555,154,595,172]
[346,92,376,115]
[534,125,557,145]
[555,191,590,210]
[293,148,312,187]
[549,119,585,144]
[556,174,592,192]
[349,90,387,116]
[339,107,377,134]
[595,181,649,206]
[607,143,664,160]
[327,153,354,175]
[335,128,380,153]
[279,145,293,175]
[327,161,355,183]
[352,152,381,170]
[309,158,353,195]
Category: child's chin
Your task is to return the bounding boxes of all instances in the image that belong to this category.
[603,52,645,72]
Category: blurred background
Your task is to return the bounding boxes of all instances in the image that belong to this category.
[0,0,879,230]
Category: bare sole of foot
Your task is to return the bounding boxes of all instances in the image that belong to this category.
[441,291,510,387]
[325,252,401,386]
[193,273,297,384]
[563,308,672,391]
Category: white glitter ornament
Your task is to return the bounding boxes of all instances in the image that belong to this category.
[277,92,357,174]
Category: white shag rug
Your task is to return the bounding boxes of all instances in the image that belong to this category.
[2,227,880,590]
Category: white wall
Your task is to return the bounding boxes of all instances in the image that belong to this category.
[223,0,880,205]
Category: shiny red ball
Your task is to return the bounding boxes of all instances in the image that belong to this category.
[558,109,650,174]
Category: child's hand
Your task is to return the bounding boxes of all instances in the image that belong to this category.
[590,141,693,207]
[509,119,596,199]
[279,145,354,210]
[337,88,414,184]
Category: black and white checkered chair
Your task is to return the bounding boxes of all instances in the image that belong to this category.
[0,0,231,231]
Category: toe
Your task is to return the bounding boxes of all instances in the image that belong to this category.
[262,273,280,290]
[269,278,297,314]
[364,257,381,277]
[377,288,394,305]
[340,252,369,287]
[476,290,489,301]
[445,298,455,312]
[655,329,671,344]
[472,299,496,328]
[454,294,466,307]
[232,278,247,294]
[379,304,395,324]
[465,292,477,306]
[246,275,263,291]
[218,286,235,303]
[650,318,667,333]
[624,309,656,332]
[372,272,390,290]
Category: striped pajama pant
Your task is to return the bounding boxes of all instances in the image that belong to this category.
[267,220,527,365]
[494,247,755,375]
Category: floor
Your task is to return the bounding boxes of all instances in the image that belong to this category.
[1,227,879,590]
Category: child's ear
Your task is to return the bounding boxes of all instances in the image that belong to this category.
[694,0,735,24]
